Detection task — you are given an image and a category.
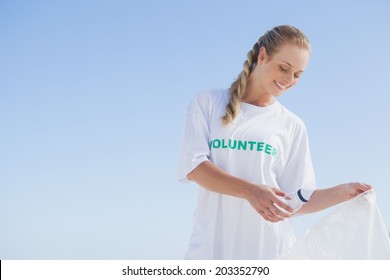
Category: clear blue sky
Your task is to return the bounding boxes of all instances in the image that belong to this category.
[1,0,389,259]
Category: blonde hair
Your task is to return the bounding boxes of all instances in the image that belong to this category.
[221,25,311,125]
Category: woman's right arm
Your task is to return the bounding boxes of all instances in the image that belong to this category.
[187,161,294,223]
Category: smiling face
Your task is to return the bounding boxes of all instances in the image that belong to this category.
[248,43,310,100]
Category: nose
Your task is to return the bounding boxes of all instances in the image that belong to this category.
[284,74,294,86]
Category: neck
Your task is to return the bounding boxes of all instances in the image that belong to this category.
[242,78,275,107]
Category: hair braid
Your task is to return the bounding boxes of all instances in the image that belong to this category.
[221,41,260,125]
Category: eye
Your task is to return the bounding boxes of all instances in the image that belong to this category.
[279,65,288,72]
[294,71,304,79]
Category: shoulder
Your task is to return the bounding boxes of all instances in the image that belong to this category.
[194,88,229,106]
[188,88,229,113]
[278,103,308,133]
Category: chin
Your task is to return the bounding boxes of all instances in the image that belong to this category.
[272,91,284,97]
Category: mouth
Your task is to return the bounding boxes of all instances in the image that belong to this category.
[274,81,288,91]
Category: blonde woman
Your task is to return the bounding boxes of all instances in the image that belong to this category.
[177,25,372,259]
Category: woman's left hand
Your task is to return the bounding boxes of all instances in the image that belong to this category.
[342,182,373,200]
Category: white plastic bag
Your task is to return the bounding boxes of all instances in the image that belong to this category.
[281,190,390,259]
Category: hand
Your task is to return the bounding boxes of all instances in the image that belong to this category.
[342,182,373,200]
[245,185,294,223]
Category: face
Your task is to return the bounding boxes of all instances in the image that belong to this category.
[252,44,310,97]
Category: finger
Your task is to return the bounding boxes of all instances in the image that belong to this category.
[272,187,286,197]
[362,183,373,190]
[359,183,373,192]
[268,206,289,222]
[259,209,274,223]
[270,204,292,219]
[273,198,294,214]
[261,208,283,223]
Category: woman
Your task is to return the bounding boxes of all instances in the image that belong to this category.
[177,25,372,259]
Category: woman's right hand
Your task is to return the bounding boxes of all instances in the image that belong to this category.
[245,185,294,223]
[187,161,293,223]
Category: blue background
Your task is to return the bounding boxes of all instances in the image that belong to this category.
[1,0,389,259]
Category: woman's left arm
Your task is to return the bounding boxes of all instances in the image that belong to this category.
[297,182,373,215]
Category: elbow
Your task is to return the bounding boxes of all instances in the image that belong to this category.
[187,161,209,182]
[187,169,197,181]
[187,173,194,181]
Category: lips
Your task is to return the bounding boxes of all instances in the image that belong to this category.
[275,81,288,91]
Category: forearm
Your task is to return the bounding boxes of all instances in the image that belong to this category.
[298,182,372,215]
[187,160,256,200]
[298,185,347,214]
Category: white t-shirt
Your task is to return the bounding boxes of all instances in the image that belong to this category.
[177,89,316,259]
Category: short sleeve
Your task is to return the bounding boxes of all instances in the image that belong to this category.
[177,94,212,183]
[276,121,316,195]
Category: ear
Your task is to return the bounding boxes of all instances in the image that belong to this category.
[257,46,267,64]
